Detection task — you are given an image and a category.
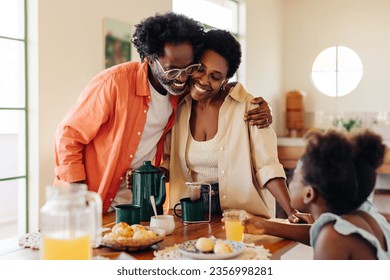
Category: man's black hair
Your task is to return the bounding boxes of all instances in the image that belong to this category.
[132,12,205,61]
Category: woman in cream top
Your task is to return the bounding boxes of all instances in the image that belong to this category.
[161,30,300,221]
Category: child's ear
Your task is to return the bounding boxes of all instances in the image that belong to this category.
[303,186,316,204]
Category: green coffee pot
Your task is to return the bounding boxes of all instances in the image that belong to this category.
[131,161,166,221]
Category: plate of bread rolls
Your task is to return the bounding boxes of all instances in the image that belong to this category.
[178,237,245,260]
[101,222,165,251]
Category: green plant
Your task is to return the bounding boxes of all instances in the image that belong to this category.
[333,118,362,132]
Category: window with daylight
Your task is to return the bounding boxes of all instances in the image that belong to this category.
[173,0,238,33]
[173,0,239,81]
[311,45,364,97]
[0,0,28,240]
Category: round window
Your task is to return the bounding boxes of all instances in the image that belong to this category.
[311,46,363,97]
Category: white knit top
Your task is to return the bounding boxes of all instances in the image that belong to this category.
[185,131,218,183]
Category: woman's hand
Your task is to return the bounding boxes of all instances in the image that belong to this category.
[288,211,315,224]
[244,97,273,128]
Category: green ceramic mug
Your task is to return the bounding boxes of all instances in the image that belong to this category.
[114,204,141,225]
[173,197,204,222]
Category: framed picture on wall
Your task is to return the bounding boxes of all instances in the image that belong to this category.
[103,18,131,68]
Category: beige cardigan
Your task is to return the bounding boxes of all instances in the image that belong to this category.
[161,83,286,218]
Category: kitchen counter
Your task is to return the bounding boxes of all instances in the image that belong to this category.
[277,137,390,174]
[277,137,306,147]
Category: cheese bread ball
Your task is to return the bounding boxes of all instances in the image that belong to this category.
[195,237,214,252]
[214,240,233,254]
[103,232,120,240]
[131,224,146,232]
[111,222,134,237]
[132,229,149,240]
[145,230,157,239]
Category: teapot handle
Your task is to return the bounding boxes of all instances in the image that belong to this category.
[154,173,166,206]
[86,191,103,247]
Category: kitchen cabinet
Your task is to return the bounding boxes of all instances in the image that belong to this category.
[277,145,305,169]
[277,137,305,170]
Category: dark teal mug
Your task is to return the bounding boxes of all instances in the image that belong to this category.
[114,204,141,225]
[173,197,204,222]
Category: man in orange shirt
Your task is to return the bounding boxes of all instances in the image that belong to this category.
[54,12,271,213]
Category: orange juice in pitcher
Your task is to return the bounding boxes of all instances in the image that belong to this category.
[41,234,91,260]
[40,184,102,260]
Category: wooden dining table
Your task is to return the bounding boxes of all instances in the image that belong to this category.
[0,210,297,260]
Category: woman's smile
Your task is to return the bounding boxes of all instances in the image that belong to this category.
[193,82,208,93]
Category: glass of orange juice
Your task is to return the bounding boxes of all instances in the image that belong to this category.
[223,209,247,242]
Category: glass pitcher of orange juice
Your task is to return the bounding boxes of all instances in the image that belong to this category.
[39,184,102,260]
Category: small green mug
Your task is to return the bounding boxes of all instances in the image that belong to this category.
[173,197,204,222]
[114,204,141,225]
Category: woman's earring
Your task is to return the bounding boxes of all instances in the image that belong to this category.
[220,79,227,91]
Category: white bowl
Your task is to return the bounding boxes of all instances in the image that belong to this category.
[150,215,175,235]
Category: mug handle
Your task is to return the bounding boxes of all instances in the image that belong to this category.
[173,203,182,218]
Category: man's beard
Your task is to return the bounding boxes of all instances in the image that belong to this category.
[157,75,189,96]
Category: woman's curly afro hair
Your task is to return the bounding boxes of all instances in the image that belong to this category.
[201,29,242,78]
[131,12,205,62]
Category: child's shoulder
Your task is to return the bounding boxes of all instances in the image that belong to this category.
[314,222,353,259]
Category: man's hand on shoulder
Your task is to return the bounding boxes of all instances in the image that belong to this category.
[244,97,273,128]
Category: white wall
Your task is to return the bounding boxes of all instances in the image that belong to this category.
[282,0,390,134]
[243,0,284,133]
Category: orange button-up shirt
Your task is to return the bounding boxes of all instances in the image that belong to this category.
[54,61,178,212]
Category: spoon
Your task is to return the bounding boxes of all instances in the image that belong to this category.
[150,195,158,218]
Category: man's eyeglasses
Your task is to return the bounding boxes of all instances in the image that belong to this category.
[154,59,201,80]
